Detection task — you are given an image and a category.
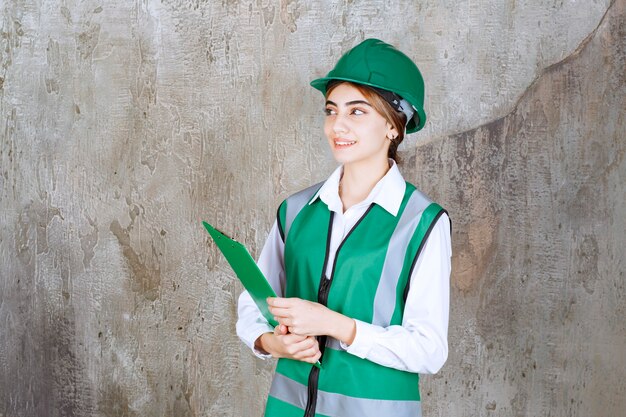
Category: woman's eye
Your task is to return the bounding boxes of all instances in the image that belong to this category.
[351,108,365,115]
[324,108,336,116]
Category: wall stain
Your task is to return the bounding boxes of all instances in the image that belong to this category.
[574,234,599,294]
[60,6,72,24]
[33,306,94,417]
[14,199,63,268]
[258,0,276,27]
[15,208,33,266]
[76,22,101,60]
[109,204,162,301]
[45,38,61,94]
[98,382,136,417]
[279,0,301,33]
[80,214,99,269]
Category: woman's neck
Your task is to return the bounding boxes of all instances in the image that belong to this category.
[339,157,391,212]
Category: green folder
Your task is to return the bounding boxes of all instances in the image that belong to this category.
[202,221,322,369]
[202,221,279,328]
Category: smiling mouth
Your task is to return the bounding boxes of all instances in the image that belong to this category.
[334,139,356,148]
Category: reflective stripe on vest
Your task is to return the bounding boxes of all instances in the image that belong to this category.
[269,373,422,417]
[371,188,431,326]
[283,182,323,240]
[325,337,344,351]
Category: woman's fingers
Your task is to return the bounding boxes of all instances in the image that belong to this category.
[300,348,322,364]
[281,335,319,360]
[294,349,321,363]
[281,332,307,344]
[293,344,320,360]
[270,298,330,337]
[267,297,293,308]
[269,306,292,318]
[275,317,294,327]
[274,324,288,336]
[271,307,298,328]
[308,350,322,364]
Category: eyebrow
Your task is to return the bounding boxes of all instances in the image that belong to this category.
[325,99,373,107]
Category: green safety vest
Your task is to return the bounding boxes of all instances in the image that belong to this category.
[265,181,447,417]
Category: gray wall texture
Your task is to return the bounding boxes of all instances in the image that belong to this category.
[0,0,624,416]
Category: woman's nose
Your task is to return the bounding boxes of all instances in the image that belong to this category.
[332,114,349,133]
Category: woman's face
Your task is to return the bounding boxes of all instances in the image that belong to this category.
[324,83,396,167]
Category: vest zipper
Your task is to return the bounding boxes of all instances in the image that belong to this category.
[303,204,374,417]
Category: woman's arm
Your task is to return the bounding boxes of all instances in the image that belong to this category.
[236,221,286,357]
[268,297,357,344]
[236,221,321,363]
[268,214,451,373]
[342,213,451,373]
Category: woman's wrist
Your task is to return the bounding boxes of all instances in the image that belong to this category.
[254,332,274,355]
[329,311,356,346]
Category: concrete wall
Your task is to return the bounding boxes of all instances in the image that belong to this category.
[1,0,624,416]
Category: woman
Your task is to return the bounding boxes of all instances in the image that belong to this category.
[237,38,451,417]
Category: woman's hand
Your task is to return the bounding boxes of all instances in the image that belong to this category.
[255,325,321,364]
[267,297,356,345]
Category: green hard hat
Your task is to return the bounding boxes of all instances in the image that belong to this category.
[310,38,427,133]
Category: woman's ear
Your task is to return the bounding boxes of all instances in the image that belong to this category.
[386,122,399,140]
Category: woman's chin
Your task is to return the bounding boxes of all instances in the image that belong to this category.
[331,153,355,165]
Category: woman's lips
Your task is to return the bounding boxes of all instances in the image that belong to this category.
[334,138,356,148]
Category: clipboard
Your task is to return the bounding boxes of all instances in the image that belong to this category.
[202,221,322,369]
[202,221,279,328]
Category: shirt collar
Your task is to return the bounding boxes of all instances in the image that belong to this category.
[309,159,406,217]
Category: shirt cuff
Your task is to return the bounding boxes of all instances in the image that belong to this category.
[243,322,275,359]
[340,319,381,358]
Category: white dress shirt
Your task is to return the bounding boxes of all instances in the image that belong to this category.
[236,160,451,374]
